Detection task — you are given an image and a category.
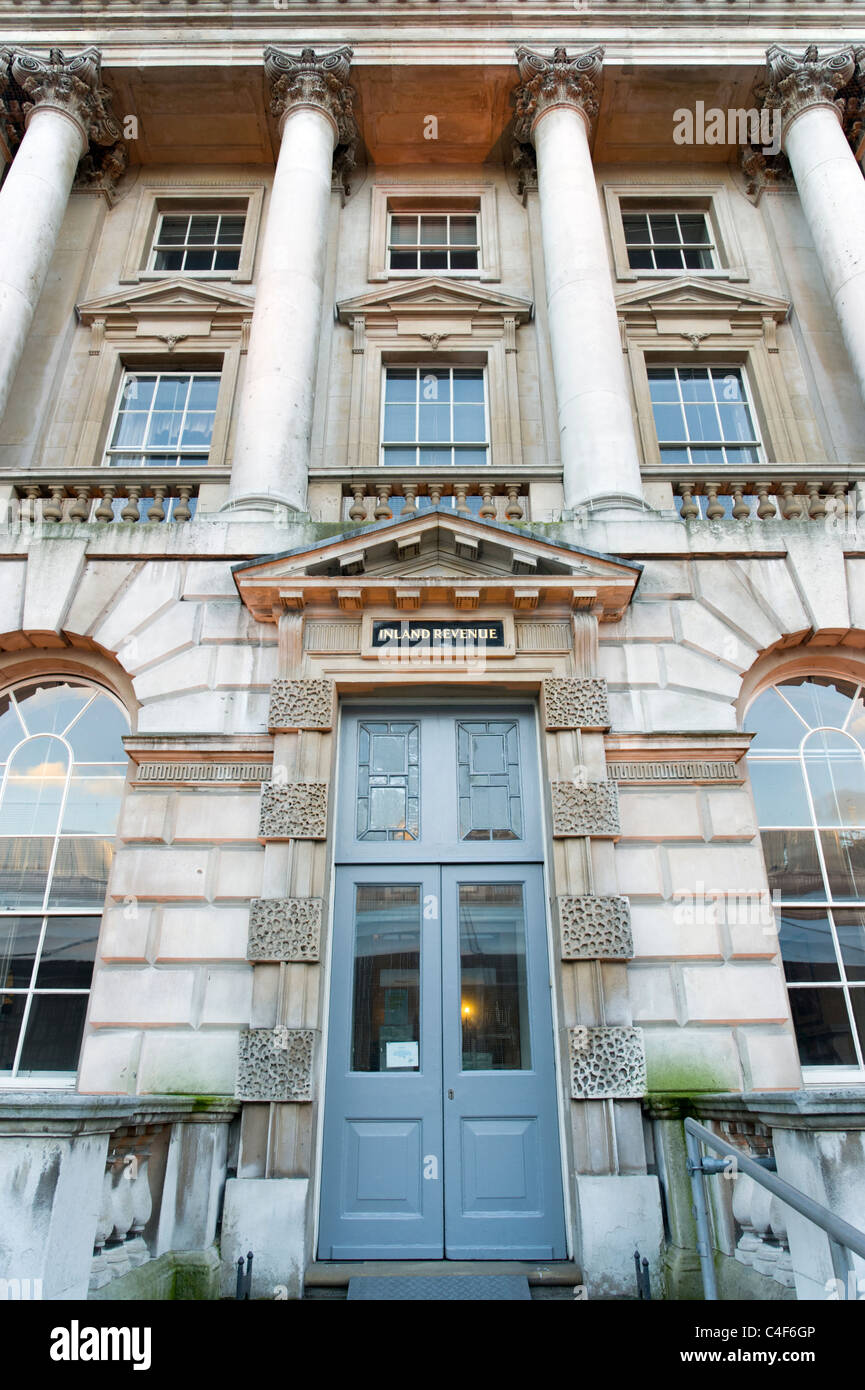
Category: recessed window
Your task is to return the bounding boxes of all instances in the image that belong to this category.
[0,679,129,1085]
[381,367,488,468]
[150,212,246,274]
[388,214,479,273]
[623,212,715,271]
[649,366,761,469]
[104,371,220,468]
[747,676,865,1076]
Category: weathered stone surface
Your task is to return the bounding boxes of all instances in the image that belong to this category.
[258,783,328,839]
[268,678,334,731]
[248,898,322,962]
[236,1028,315,1102]
[569,1026,647,1100]
[542,676,610,730]
[558,895,633,960]
[551,780,620,837]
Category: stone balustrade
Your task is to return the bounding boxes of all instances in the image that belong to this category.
[90,1124,163,1293]
[0,468,230,525]
[337,475,529,524]
[656,472,861,523]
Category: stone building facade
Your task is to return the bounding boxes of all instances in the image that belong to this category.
[0,4,864,1301]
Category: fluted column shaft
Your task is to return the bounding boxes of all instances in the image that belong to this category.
[514,47,645,513]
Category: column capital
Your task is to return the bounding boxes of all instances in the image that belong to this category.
[264,45,357,157]
[512,44,604,145]
[763,43,859,137]
[0,46,121,153]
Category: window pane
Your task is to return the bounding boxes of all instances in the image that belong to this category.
[121,376,155,411]
[61,778,124,835]
[382,447,417,468]
[804,731,865,826]
[623,214,650,244]
[450,216,477,245]
[17,992,88,1074]
[112,411,148,449]
[648,215,678,242]
[217,216,246,244]
[651,403,686,439]
[627,248,654,270]
[183,249,213,272]
[385,370,417,403]
[453,404,485,442]
[187,215,218,244]
[717,402,755,442]
[351,883,420,1072]
[0,697,25,761]
[419,250,448,271]
[187,377,220,411]
[0,737,69,837]
[153,250,183,272]
[213,249,241,271]
[0,916,41,989]
[383,404,416,442]
[452,371,484,403]
[821,830,865,900]
[35,916,99,988]
[419,216,447,244]
[760,829,825,900]
[66,697,129,762]
[679,369,714,402]
[746,688,808,752]
[748,760,811,826]
[153,377,190,412]
[418,403,451,442]
[777,909,840,983]
[450,250,478,270]
[15,683,91,737]
[647,370,679,402]
[47,838,113,909]
[684,403,721,441]
[158,217,188,245]
[180,412,216,448]
[390,216,417,245]
[654,247,683,270]
[683,247,714,270]
[779,677,859,733]
[0,838,53,909]
[389,250,417,270]
[835,911,865,981]
[459,882,531,1071]
[418,448,453,469]
[788,987,858,1066]
[0,993,27,1071]
[679,215,710,245]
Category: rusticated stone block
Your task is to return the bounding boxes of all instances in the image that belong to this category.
[569,1026,646,1100]
[542,677,610,731]
[258,783,328,839]
[236,1028,315,1101]
[551,780,620,837]
[558,895,633,960]
[248,898,322,962]
[268,678,334,732]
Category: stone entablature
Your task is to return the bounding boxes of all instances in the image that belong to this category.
[136,763,272,784]
[603,733,749,785]
[569,1026,647,1100]
[558,895,633,960]
[247,898,322,962]
[542,677,609,731]
[258,783,329,840]
[236,1028,315,1102]
[608,760,740,784]
[551,780,620,838]
[268,678,335,731]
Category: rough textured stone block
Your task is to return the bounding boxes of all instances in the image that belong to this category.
[236,1028,315,1101]
[551,780,620,837]
[542,677,610,731]
[248,898,322,962]
[557,895,633,960]
[268,678,334,731]
[258,783,328,839]
[569,1026,646,1099]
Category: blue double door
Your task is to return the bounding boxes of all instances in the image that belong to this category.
[318,708,567,1260]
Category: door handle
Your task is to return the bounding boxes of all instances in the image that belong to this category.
[447,1089,454,1100]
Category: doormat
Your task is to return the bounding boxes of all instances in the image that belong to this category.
[347,1275,531,1301]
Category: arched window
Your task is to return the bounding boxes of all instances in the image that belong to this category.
[0,678,129,1085]
[746,675,865,1079]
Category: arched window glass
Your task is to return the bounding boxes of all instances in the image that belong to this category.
[746,675,865,1076]
[0,679,129,1085]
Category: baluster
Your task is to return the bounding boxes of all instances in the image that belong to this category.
[454,483,471,516]
[505,483,524,522]
[121,484,143,523]
[779,482,801,520]
[831,481,850,520]
[756,485,777,520]
[678,482,699,520]
[95,485,116,522]
[428,483,443,508]
[22,485,42,524]
[147,486,167,523]
[374,483,392,520]
[126,1149,152,1268]
[104,1155,135,1280]
[731,485,750,520]
[401,483,418,518]
[89,1164,116,1292]
[349,485,368,522]
[806,480,827,519]
[43,485,65,522]
[479,481,496,519]
[704,482,724,521]
[69,485,92,522]
[174,485,193,523]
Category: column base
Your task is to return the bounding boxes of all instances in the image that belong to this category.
[219,492,307,522]
[565,492,654,521]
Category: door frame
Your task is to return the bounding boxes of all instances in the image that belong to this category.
[311,693,574,1262]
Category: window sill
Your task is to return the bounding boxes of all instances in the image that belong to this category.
[370,269,500,284]
[119,271,252,286]
[616,267,749,283]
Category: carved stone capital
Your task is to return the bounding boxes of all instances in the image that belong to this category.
[259,782,328,839]
[512,44,604,145]
[236,1028,315,1102]
[268,678,334,732]
[558,895,633,960]
[551,780,620,838]
[763,44,857,136]
[264,45,358,175]
[248,898,322,962]
[569,1026,646,1100]
[1,46,122,151]
[542,677,610,731]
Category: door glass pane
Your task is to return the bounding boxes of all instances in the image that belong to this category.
[356,722,419,841]
[788,987,858,1067]
[351,884,421,1073]
[458,883,531,1071]
[777,909,840,983]
[456,721,523,841]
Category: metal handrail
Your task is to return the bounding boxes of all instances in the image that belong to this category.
[684,1116,865,1301]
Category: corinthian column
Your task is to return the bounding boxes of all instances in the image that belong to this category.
[0,47,121,430]
[764,44,865,407]
[513,46,644,513]
[226,46,356,516]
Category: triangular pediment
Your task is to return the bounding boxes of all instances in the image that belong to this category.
[616,277,789,320]
[337,277,533,324]
[77,278,255,327]
[233,508,640,623]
